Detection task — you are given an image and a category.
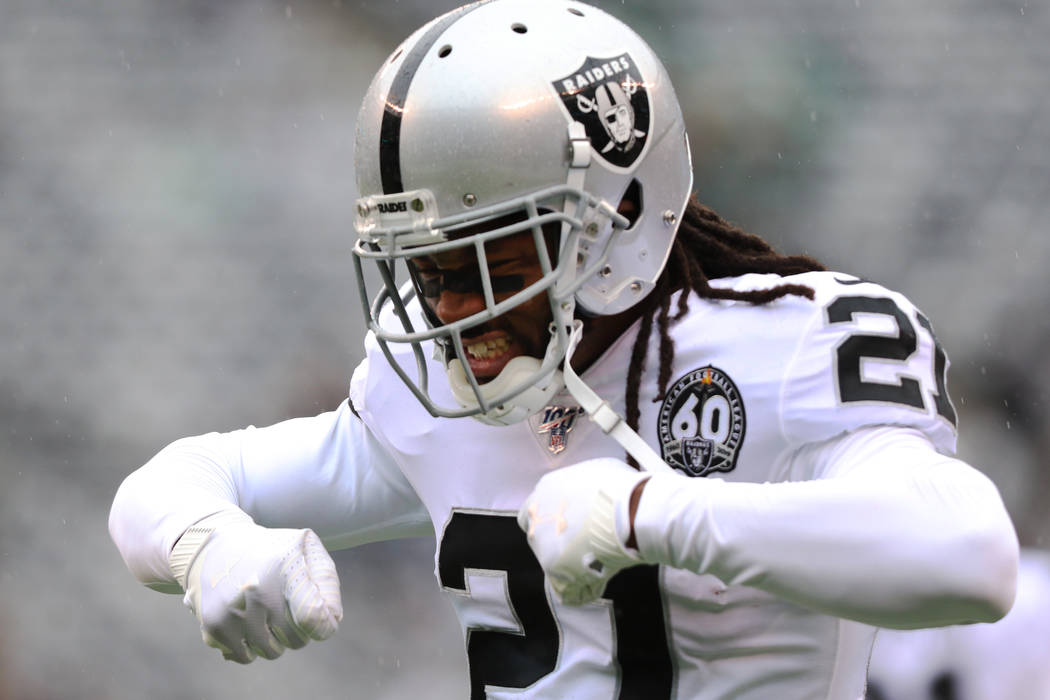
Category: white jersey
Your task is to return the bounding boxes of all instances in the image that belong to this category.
[347,271,960,700]
[110,270,1008,700]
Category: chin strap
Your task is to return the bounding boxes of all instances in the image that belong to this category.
[563,321,677,475]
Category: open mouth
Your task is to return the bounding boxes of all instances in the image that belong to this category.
[462,332,521,379]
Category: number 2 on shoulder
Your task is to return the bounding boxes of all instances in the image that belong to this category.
[826,295,957,426]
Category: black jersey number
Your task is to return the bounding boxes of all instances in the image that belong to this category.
[438,511,673,699]
[826,295,956,425]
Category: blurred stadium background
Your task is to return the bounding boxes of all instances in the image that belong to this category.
[1,0,1047,698]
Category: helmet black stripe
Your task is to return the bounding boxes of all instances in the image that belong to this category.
[380,1,495,195]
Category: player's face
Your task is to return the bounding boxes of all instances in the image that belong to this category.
[410,224,553,381]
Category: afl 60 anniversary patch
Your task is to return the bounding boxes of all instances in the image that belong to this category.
[658,366,746,477]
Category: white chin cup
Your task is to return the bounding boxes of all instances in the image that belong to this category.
[448,355,564,426]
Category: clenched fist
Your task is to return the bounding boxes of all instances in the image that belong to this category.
[517,458,650,605]
[170,513,342,663]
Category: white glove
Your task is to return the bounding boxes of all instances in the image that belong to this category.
[168,512,343,663]
[517,458,651,605]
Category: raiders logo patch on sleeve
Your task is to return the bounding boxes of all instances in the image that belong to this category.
[552,53,651,169]
[657,366,746,477]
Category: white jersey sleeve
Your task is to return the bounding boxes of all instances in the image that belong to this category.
[109,397,431,592]
[633,423,1018,628]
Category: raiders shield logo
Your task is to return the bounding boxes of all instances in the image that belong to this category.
[657,366,746,477]
[553,53,651,169]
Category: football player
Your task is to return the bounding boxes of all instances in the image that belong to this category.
[109,2,1018,698]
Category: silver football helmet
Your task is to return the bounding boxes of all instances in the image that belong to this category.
[352,0,692,426]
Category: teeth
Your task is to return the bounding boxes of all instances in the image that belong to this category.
[466,337,510,359]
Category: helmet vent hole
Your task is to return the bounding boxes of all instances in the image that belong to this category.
[568,8,584,17]
[438,44,452,58]
[390,48,403,64]
[511,23,527,34]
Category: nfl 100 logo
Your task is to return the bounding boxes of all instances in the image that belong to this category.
[534,405,586,455]
[657,366,746,477]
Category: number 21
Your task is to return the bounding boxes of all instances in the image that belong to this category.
[438,511,673,699]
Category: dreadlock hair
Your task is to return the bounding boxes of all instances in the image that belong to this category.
[623,194,827,468]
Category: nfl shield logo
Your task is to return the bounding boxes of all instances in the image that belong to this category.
[534,406,585,455]
[552,53,651,169]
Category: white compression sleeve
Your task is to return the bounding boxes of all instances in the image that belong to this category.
[633,426,1018,628]
[109,400,429,592]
